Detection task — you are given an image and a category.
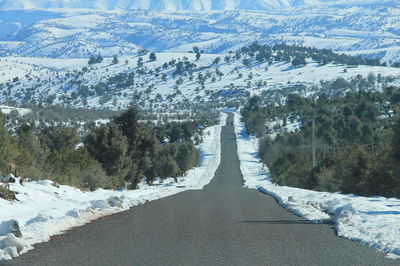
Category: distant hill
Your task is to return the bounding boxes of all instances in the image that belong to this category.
[0,0,396,12]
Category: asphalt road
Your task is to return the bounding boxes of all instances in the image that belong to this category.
[5,114,397,266]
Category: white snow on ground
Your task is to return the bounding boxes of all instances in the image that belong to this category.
[233,111,400,259]
[2,52,399,110]
[0,105,31,116]
[0,112,226,261]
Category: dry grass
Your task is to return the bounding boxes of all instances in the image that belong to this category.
[0,185,16,201]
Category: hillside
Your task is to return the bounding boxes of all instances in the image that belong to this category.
[0,5,400,63]
[0,44,399,112]
[0,0,395,12]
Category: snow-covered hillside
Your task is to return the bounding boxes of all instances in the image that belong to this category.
[1,51,399,111]
[0,0,396,12]
[0,5,400,62]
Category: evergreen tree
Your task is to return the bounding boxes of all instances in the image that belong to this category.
[112,55,119,65]
[137,57,144,67]
[84,123,131,177]
[149,52,157,62]
[0,112,16,171]
[212,57,221,65]
[292,56,307,67]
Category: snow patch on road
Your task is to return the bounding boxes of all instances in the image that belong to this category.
[0,113,225,261]
[233,111,400,259]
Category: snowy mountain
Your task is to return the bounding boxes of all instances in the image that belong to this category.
[1,4,400,63]
[0,0,395,12]
[0,0,399,111]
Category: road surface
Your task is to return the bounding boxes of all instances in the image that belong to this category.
[6,114,397,266]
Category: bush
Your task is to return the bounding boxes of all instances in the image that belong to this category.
[0,185,16,201]
[84,123,131,178]
[316,167,339,192]
[270,152,312,188]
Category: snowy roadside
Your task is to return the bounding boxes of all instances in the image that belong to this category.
[0,113,226,261]
[233,111,400,260]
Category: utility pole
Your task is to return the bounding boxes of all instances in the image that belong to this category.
[312,119,316,167]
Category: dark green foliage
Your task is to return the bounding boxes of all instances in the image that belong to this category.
[176,141,199,174]
[88,54,103,65]
[112,55,119,65]
[137,57,144,67]
[193,46,201,61]
[239,42,382,68]
[84,123,130,177]
[47,147,110,190]
[0,106,203,193]
[292,56,307,67]
[0,112,17,170]
[113,106,141,147]
[213,57,221,65]
[243,87,400,198]
[242,58,251,68]
[149,52,157,62]
[87,107,202,188]
[40,126,80,153]
[15,123,46,179]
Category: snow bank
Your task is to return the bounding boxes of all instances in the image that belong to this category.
[0,113,225,261]
[234,111,400,259]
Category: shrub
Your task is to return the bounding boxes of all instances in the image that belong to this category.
[0,185,16,201]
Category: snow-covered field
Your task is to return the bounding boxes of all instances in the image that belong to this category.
[234,111,400,260]
[1,51,399,110]
[0,112,226,261]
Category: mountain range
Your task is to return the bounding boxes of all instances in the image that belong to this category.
[0,0,399,64]
[0,0,397,11]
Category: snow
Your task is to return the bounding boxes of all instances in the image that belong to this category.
[0,105,31,116]
[0,112,226,261]
[1,50,398,111]
[233,110,400,259]
[0,0,394,12]
[0,0,359,11]
[1,6,400,61]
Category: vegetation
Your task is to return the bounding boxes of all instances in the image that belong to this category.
[149,52,157,62]
[238,42,384,68]
[88,54,104,65]
[112,55,119,65]
[242,85,400,198]
[0,107,204,194]
[0,185,16,201]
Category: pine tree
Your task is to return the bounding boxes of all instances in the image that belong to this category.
[112,55,119,65]
[149,52,157,62]
[137,57,143,67]
[84,123,131,177]
[212,57,221,65]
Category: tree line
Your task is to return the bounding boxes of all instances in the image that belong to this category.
[238,42,384,68]
[241,87,400,198]
[0,107,204,193]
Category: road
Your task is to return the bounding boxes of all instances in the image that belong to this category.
[5,114,397,266]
